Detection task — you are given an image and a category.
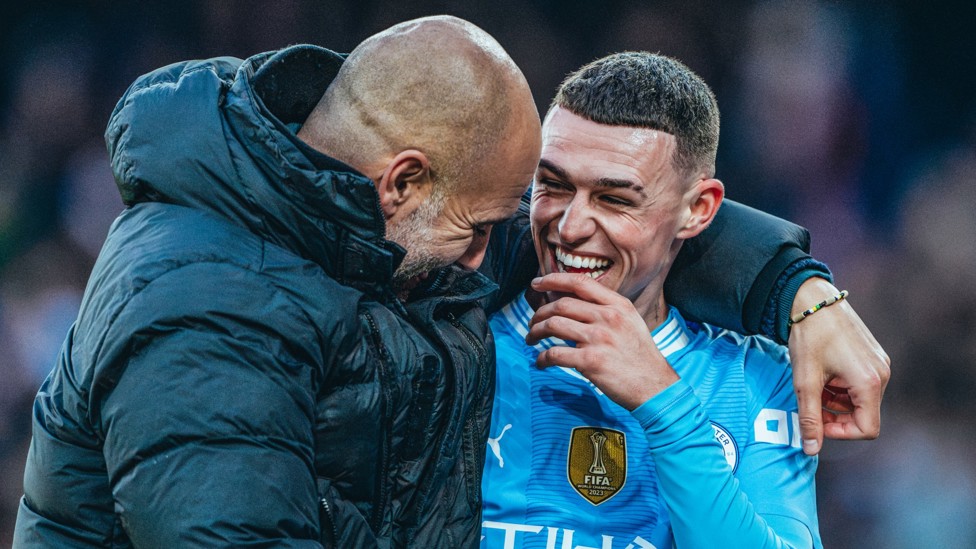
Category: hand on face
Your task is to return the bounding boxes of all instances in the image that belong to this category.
[787,278,891,455]
[526,272,679,411]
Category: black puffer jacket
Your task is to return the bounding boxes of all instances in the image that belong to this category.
[14,45,498,548]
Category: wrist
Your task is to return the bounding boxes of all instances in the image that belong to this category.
[791,278,840,318]
[625,369,681,412]
[765,257,832,344]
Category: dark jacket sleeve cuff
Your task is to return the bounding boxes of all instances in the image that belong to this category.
[761,257,833,344]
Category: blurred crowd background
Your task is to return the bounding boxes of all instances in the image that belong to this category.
[1,1,974,546]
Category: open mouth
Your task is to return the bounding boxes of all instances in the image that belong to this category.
[554,246,612,279]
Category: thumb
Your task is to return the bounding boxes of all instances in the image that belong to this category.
[794,375,824,456]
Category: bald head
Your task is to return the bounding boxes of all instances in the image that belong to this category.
[299,15,539,194]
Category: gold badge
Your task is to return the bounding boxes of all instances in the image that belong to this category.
[567,427,627,505]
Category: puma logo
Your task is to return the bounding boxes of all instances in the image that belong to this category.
[487,424,512,467]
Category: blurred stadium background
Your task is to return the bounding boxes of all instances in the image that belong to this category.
[1,1,974,547]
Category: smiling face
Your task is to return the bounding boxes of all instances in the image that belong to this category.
[531,106,714,322]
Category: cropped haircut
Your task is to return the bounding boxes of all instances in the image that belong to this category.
[552,52,720,177]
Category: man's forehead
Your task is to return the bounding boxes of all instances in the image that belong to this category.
[541,107,674,155]
[537,111,688,201]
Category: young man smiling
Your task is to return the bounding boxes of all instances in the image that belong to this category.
[481,53,831,548]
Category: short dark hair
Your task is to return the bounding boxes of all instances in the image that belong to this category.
[552,52,720,177]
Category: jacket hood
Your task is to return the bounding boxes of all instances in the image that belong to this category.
[105,45,404,288]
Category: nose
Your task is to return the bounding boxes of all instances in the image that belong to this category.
[556,196,595,245]
[456,227,492,270]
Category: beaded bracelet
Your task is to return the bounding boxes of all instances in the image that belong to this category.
[788,290,849,326]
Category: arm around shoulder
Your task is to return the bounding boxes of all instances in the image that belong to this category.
[665,200,828,340]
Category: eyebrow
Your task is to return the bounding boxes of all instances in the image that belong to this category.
[538,158,647,196]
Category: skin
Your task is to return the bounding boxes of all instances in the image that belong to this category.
[299,18,888,450]
[788,277,890,452]
[526,107,723,410]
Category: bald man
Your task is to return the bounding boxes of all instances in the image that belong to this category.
[297,19,540,296]
[14,16,539,548]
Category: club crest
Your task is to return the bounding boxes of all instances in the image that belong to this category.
[567,427,626,505]
[711,422,739,473]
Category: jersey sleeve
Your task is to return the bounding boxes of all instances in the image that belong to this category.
[632,379,820,549]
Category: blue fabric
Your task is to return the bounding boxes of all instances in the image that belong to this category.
[482,292,822,549]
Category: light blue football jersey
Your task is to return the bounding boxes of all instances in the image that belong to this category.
[481,292,822,549]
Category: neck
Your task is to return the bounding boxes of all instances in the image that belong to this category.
[633,291,669,332]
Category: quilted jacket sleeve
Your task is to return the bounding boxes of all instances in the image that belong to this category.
[94,262,323,546]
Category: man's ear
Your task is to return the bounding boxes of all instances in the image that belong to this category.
[676,178,724,239]
[376,150,434,221]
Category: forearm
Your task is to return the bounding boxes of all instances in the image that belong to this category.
[632,381,815,549]
[759,259,833,345]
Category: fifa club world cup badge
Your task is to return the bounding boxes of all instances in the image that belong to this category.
[567,427,627,505]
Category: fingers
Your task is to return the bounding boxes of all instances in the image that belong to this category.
[526,313,590,346]
[786,285,892,449]
[822,409,873,439]
[527,275,638,345]
[822,384,855,414]
[536,344,586,370]
[793,374,825,456]
[823,302,889,440]
[531,273,622,306]
[529,296,599,328]
[840,376,885,440]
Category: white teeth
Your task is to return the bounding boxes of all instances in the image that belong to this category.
[554,247,610,272]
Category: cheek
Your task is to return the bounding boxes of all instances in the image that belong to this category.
[609,220,667,263]
[529,199,561,231]
[445,235,475,258]
[527,223,552,271]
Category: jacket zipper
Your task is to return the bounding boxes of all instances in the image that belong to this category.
[362,309,394,533]
[318,495,339,546]
[444,311,484,358]
[445,310,491,508]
